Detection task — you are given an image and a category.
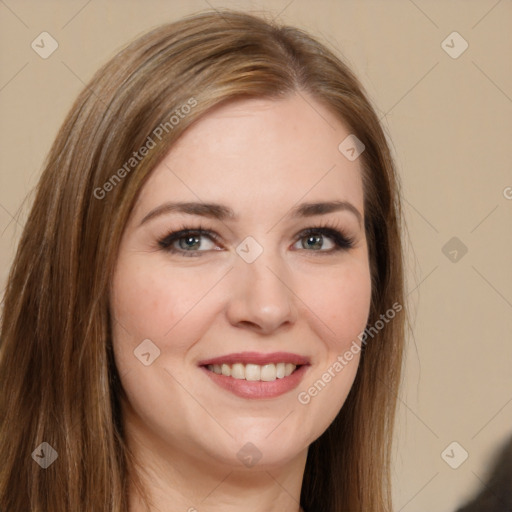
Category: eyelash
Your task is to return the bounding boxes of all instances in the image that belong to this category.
[157,221,355,258]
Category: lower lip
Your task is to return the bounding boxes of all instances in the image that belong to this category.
[200,365,309,399]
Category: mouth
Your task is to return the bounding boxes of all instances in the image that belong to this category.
[198,352,310,399]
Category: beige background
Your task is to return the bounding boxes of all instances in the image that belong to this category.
[1,1,511,510]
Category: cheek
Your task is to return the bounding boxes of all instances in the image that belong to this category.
[292,261,371,440]
[305,260,372,348]
[110,258,208,343]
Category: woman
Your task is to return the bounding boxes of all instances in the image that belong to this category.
[0,9,406,512]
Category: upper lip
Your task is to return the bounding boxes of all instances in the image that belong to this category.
[198,351,310,366]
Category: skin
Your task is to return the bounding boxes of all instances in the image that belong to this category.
[110,92,372,512]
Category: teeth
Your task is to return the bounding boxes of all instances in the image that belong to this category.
[260,364,276,381]
[245,364,261,381]
[231,363,244,379]
[206,362,298,381]
[221,363,231,377]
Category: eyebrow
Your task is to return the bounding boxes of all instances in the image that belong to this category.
[139,200,363,227]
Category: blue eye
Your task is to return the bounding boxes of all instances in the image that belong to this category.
[296,227,354,252]
[158,228,217,257]
[158,225,355,257]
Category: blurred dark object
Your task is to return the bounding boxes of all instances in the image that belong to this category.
[456,436,512,512]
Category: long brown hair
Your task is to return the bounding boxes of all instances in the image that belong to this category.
[0,9,405,511]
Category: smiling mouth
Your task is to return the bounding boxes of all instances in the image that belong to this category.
[204,362,301,381]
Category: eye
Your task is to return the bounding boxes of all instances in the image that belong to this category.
[158,227,219,257]
[157,223,355,258]
[293,227,355,253]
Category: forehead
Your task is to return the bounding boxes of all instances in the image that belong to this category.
[134,93,365,223]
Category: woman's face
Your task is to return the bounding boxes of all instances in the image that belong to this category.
[111,92,372,472]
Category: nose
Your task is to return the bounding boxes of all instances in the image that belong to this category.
[225,250,298,335]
